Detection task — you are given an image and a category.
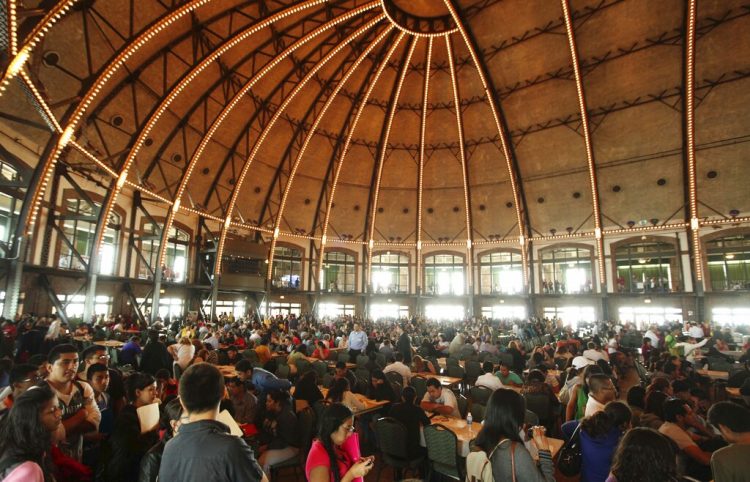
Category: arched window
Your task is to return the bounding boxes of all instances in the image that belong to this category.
[139,224,189,282]
[272,245,302,289]
[705,232,750,291]
[540,246,593,294]
[371,251,409,294]
[478,250,523,295]
[58,198,121,275]
[613,238,679,293]
[424,253,464,295]
[0,160,20,248]
[323,250,356,293]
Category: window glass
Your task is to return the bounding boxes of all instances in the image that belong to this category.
[706,233,750,291]
[478,251,522,294]
[424,304,465,321]
[139,225,188,282]
[371,252,409,293]
[272,246,302,289]
[540,247,593,294]
[424,254,464,295]
[322,251,356,292]
[614,240,678,293]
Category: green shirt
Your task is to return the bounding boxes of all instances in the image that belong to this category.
[494,371,523,386]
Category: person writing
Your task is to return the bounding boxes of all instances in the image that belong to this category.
[420,377,460,418]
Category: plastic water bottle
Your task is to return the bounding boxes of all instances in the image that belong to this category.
[467,412,473,433]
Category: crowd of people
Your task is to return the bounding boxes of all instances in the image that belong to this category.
[0,309,748,481]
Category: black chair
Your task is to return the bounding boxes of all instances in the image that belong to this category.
[375,352,387,369]
[374,417,425,481]
[295,358,312,377]
[470,403,486,423]
[464,360,482,387]
[456,393,468,419]
[525,409,540,426]
[269,407,315,480]
[524,392,554,430]
[355,367,371,387]
[275,364,290,380]
[338,353,350,364]
[357,355,370,368]
[469,386,492,406]
[411,375,428,402]
[385,370,403,387]
[424,424,463,480]
[312,360,328,379]
[390,380,402,402]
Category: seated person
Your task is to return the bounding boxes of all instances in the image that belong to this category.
[382,352,412,387]
[420,377,460,418]
[476,361,504,391]
[293,371,324,407]
[366,370,396,403]
[388,386,431,458]
[707,401,750,482]
[226,376,258,424]
[326,378,365,413]
[659,398,715,479]
[310,341,329,361]
[334,361,358,391]
[494,362,523,388]
[256,390,298,475]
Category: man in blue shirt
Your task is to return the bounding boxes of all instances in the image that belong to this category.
[348,322,368,362]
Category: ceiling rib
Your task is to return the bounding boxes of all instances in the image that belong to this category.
[415,37,433,292]
[265,24,395,280]
[364,36,418,286]
[214,8,384,275]
[560,0,606,290]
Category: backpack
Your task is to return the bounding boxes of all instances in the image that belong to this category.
[465,439,516,482]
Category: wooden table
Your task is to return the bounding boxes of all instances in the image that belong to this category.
[94,340,125,348]
[697,369,729,381]
[217,365,239,378]
[120,329,141,334]
[438,359,465,370]
[726,387,742,398]
[290,386,388,415]
[415,373,462,387]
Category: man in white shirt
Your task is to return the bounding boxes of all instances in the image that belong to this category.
[644,325,660,346]
[45,315,62,341]
[659,399,712,476]
[383,352,412,386]
[203,331,220,350]
[421,377,460,418]
[583,342,608,363]
[675,335,710,364]
[688,323,705,340]
[475,361,504,391]
[584,374,617,417]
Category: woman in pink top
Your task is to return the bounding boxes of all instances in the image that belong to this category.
[305,403,374,482]
[0,384,62,481]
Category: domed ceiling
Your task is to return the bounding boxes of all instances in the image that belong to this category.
[1,0,749,259]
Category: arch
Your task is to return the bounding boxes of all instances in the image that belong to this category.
[537,243,595,295]
[701,227,750,292]
[610,235,682,294]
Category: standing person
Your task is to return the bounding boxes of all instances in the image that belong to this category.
[473,388,555,481]
[306,403,374,482]
[158,363,267,482]
[348,322,368,363]
[0,384,61,481]
[707,401,750,482]
[80,345,127,416]
[396,325,412,365]
[96,372,160,482]
[140,330,172,375]
[45,344,101,461]
[167,337,195,377]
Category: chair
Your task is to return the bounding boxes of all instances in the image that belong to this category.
[355,368,371,387]
[385,370,403,387]
[464,360,482,386]
[524,392,554,430]
[322,373,334,388]
[295,358,312,377]
[242,349,260,362]
[275,364,290,380]
[447,365,466,392]
[374,417,425,481]
[498,352,514,367]
[356,355,370,368]
[375,352,387,369]
[411,375,428,402]
[338,353,350,364]
[456,393,468,419]
[173,362,184,381]
[469,386,493,406]
[423,424,463,480]
[470,403,486,423]
[269,407,316,480]
[524,409,539,426]
[312,360,328,379]
[708,357,733,372]
[391,380,402,401]
[312,399,331,422]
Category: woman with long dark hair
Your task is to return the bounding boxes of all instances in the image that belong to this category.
[305,403,374,482]
[325,378,364,412]
[0,384,60,481]
[474,388,554,481]
[579,401,632,482]
[606,427,693,482]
